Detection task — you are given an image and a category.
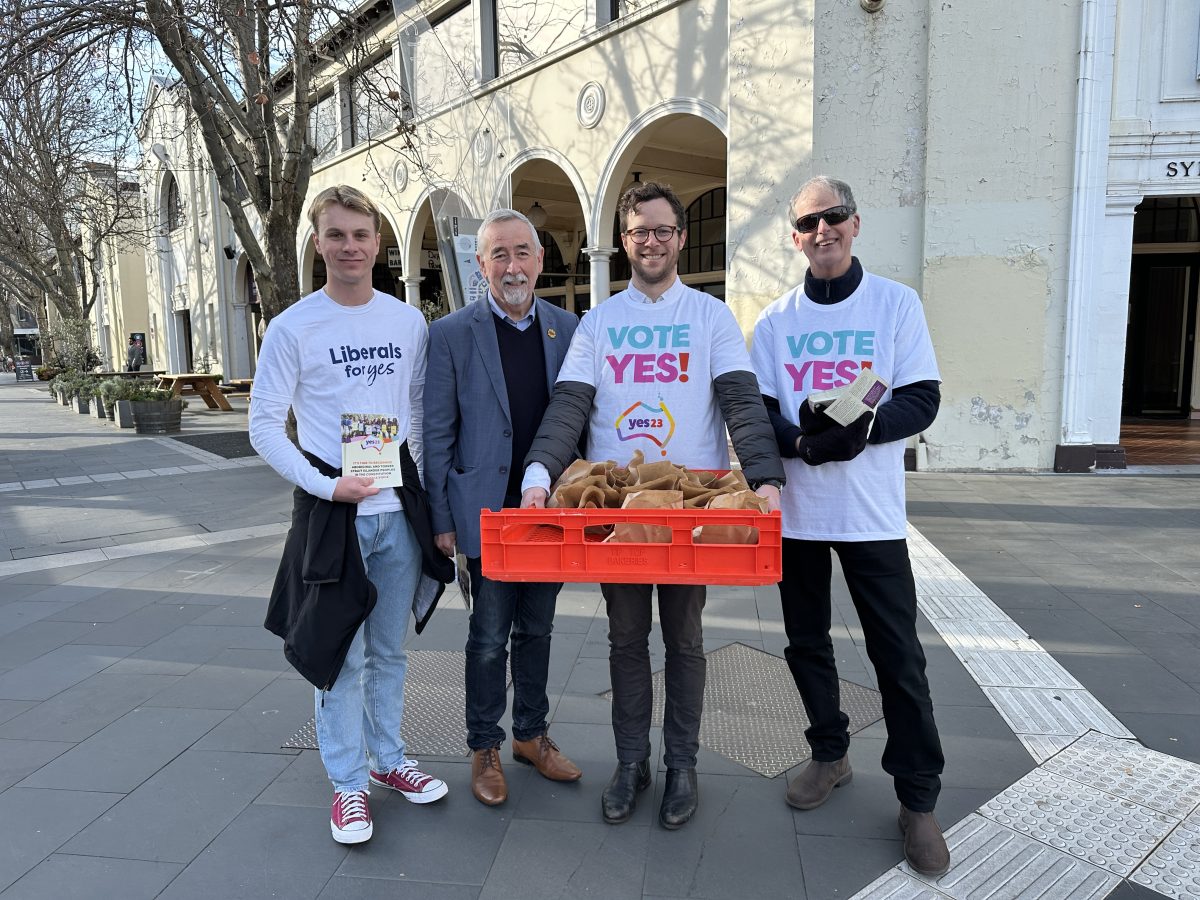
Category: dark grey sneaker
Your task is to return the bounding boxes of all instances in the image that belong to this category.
[899,806,951,877]
[785,756,852,810]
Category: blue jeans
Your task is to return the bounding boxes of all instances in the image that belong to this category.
[464,557,561,750]
[315,512,421,792]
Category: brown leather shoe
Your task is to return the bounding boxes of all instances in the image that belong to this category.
[512,733,583,782]
[471,747,507,806]
[899,806,951,877]
[785,756,852,810]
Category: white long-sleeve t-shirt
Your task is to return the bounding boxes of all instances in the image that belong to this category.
[249,289,427,516]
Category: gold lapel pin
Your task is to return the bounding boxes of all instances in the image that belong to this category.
[547,328,557,339]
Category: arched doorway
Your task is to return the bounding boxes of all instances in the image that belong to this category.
[404,187,476,319]
[591,109,728,309]
[505,156,589,313]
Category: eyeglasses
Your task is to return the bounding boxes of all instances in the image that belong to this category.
[793,205,855,233]
[623,225,680,244]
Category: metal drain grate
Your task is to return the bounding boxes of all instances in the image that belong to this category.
[602,641,883,778]
[282,649,509,757]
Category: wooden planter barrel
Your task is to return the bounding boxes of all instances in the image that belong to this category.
[130,399,184,434]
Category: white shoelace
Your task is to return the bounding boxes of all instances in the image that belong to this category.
[337,791,369,824]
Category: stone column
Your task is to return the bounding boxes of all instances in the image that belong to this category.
[586,246,614,308]
[402,275,424,308]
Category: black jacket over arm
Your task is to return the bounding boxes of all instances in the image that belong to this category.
[524,380,596,484]
[713,370,786,488]
[264,446,453,691]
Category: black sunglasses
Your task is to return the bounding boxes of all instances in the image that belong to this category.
[793,205,855,233]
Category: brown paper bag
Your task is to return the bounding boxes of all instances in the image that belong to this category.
[693,490,767,544]
[608,489,683,543]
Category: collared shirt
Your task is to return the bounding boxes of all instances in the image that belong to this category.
[488,294,537,331]
[623,277,685,306]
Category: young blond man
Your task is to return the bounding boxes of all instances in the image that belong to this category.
[252,185,447,845]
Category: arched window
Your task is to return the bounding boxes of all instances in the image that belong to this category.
[679,187,725,275]
[165,175,183,232]
[535,230,569,290]
[1133,197,1200,244]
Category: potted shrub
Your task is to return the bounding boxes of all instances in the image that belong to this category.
[73,377,96,415]
[96,378,122,421]
[48,373,66,403]
[129,385,185,434]
[89,379,108,420]
[54,371,85,406]
[107,379,140,428]
[35,365,59,382]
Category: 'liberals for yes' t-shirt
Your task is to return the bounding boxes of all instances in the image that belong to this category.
[249,289,427,517]
[751,270,940,542]
[556,278,751,469]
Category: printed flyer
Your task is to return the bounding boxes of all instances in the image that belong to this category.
[340,413,403,488]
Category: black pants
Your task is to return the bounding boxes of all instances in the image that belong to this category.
[601,583,705,769]
[780,538,943,812]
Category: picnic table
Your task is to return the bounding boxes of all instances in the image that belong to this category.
[156,373,234,411]
[94,370,166,379]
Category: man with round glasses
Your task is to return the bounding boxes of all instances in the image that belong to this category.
[520,181,785,831]
[750,176,948,876]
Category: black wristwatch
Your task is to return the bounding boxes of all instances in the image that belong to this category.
[748,477,785,491]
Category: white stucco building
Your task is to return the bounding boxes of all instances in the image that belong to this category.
[135,0,1200,470]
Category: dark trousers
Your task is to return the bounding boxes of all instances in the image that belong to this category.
[464,557,561,750]
[601,582,706,769]
[779,538,943,812]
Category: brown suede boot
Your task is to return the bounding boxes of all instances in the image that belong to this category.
[899,806,951,877]
[785,756,852,810]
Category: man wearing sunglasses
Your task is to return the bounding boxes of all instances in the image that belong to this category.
[750,176,948,876]
[520,181,785,831]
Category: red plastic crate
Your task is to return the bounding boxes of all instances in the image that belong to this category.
[480,508,782,586]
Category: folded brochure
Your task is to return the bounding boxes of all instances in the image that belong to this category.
[341,412,403,488]
[806,369,889,427]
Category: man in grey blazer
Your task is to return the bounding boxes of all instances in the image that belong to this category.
[424,208,582,806]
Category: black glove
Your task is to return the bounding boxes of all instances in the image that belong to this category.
[798,411,873,466]
[798,400,838,436]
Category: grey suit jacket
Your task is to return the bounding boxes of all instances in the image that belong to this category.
[423,296,579,558]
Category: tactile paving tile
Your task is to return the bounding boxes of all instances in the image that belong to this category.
[851,869,951,899]
[1019,733,1081,764]
[982,687,1135,739]
[934,619,1041,653]
[979,769,1177,876]
[603,642,883,777]
[912,574,988,598]
[1043,731,1200,819]
[957,650,1084,690]
[282,649,509,757]
[917,594,1011,622]
[899,814,1121,899]
[1131,820,1200,899]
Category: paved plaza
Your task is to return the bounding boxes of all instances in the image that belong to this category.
[0,378,1198,899]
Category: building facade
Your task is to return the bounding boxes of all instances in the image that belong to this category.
[136,0,1200,470]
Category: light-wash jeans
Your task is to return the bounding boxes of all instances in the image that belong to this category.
[315,511,421,792]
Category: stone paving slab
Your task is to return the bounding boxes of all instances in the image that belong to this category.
[3,380,1196,898]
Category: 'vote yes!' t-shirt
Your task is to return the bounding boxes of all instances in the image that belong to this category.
[751,271,940,541]
[556,279,751,469]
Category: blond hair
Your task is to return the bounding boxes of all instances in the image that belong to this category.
[308,185,382,233]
